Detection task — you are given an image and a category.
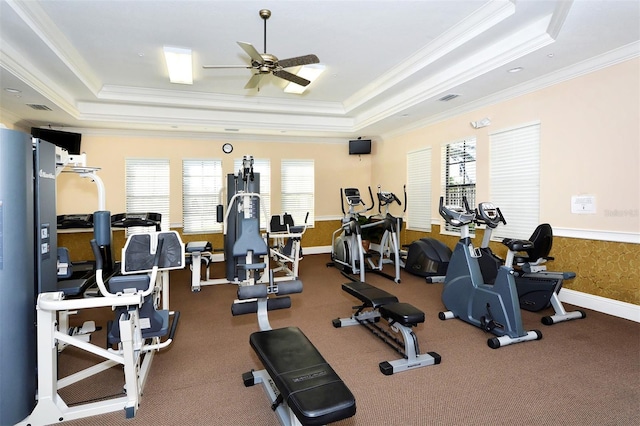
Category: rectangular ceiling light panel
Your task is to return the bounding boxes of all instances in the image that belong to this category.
[284,64,326,94]
[163,46,193,85]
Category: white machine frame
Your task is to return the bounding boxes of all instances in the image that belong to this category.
[259,215,308,284]
[19,231,183,425]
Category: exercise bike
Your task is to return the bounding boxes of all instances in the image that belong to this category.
[474,202,586,325]
[438,197,542,349]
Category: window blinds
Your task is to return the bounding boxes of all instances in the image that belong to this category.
[125,158,170,231]
[406,148,432,231]
[182,159,223,234]
[489,123,541,240]
[281,159,314,226]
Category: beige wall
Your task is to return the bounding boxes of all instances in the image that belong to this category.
[375,58,640,234]
[57,137,373,220]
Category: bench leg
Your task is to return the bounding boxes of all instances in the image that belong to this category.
[378,323,441,375]
[333,309,380,328]
[243,369,303,426]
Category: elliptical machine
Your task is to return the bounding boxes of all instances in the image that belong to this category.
[363,186,405,283]
[474,202,586,325]
[438,197,542,349]
[328,187,373,282]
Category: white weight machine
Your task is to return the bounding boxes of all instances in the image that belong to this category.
[19,231,184,425]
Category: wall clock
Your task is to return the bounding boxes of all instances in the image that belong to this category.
[222,143,233,154]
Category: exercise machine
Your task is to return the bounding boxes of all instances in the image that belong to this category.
[363,186,405,283]
[260,212,309,283]
[404,238,452,283]
[329,187,404,283]
[189,156,268,291]
[438,197,542,349]
[474,203,586,325]
[18,230,184,424]
[333,281,441,375]
[234,269,357,425]
[328,187,372,282]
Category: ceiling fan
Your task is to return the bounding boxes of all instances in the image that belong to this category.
[203,9,320,89]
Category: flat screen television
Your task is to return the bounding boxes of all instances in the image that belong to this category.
[31,127,82,155]
[349,139,371,155]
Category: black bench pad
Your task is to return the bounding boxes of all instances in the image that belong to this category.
[341,281,398,308]
[250,327,356,425]
[379,302,425,326]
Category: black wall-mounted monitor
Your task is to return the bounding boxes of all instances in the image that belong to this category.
[349,139,371,155]
[31,127,82,155]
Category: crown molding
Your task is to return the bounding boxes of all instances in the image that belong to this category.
[98,85,346,116]
[380,41,640,140]
[0,42,78,116]
[355,14,556,131]
[343,0,516,113]
[6,0,102,95]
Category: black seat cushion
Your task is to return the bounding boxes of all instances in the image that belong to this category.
[379,302,425,326]
[341,281,398,308]
[250,327,356,425]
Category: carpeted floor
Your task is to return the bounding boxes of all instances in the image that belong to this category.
[55,254,639,425]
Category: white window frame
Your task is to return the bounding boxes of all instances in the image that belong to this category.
[234,157,271,229]
[182,159,224,234]
[406,147,432,231]
[489,122,541,240]
[441,138,476,234]
[125,158,170,231]
[281,159,314,227]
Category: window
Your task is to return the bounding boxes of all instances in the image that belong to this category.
[125,158,170,231]
[441,138,476,233]
[489,123,540,240]
[234,157,271,229]
[281,159,314,227]
[406,148,432,231]
[182,159,224,234]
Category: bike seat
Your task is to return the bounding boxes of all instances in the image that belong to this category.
[502,238,534,252]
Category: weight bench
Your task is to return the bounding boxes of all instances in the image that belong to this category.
[333,280,441,375]
[234,281,356,425]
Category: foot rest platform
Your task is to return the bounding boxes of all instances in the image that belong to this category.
[341,281,398,308]
[380,302,425,327]
[249,326,356,425]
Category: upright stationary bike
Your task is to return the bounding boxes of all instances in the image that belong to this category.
[438,198,542,349]
[474,202,586,325]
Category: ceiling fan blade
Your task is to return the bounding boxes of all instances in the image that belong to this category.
[202,65,252,69]
[277,54,320,69]
[244,73,263,89]
[272,69,311,87]
[237,41,264,64]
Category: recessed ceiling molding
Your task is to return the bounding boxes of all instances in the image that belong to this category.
[97,85,346,115]
[547,0,574,39]
[6,0,102,95]
[343,0,516,113]
[75,101,355,132]
[0,42,78,116]
[353,14,556,131]
[380,41,640,140]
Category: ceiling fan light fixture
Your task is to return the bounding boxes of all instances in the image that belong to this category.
[163,46,193,85]
[284,64,326,94]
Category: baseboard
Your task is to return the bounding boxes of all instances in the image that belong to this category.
[303,245,332,255]
[557,288,639,323]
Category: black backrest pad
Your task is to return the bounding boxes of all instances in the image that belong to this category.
[250,327,356,425]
